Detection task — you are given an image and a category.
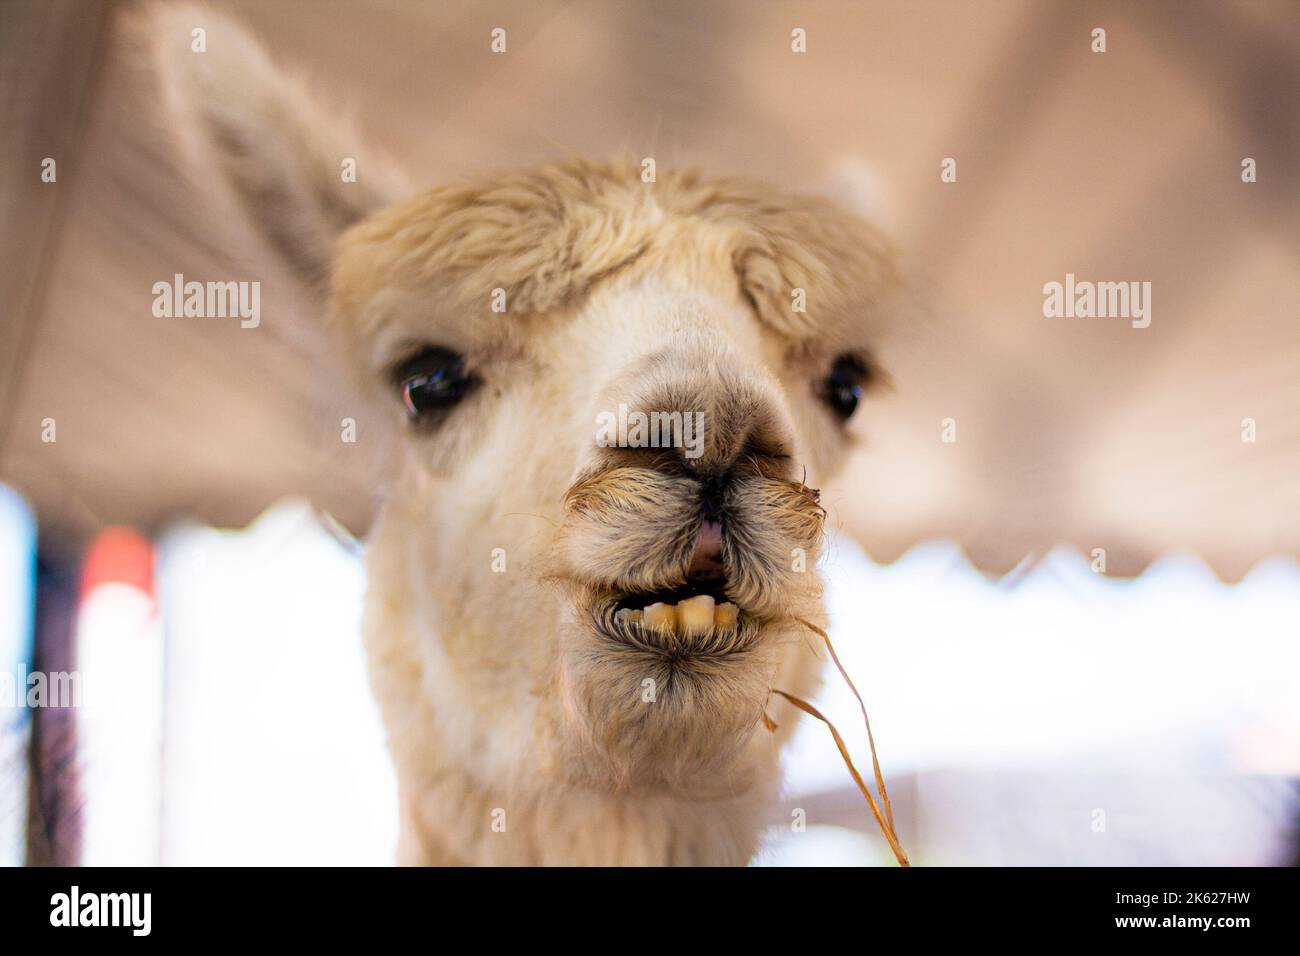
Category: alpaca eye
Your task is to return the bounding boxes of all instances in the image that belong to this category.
[819,354,870,421]
[394,346,477,419]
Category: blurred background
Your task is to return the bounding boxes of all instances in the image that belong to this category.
[1,0,1297,865]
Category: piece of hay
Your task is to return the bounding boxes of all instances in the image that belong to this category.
[771,618,910,867]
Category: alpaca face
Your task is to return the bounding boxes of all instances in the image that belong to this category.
[154,8,901,856]
[330,163,899,794]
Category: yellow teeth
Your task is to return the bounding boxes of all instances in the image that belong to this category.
[617,597,740,635]
[714,602,738,630]
[642,602,677,632]
[677,594,715,635]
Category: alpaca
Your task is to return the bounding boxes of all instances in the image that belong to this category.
[153,8,901,865]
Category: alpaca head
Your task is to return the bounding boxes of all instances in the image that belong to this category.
[156,9,901,852]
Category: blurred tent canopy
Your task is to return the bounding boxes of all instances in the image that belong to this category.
[1,0,1298,578]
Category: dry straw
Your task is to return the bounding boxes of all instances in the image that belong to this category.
[770,618,910,867]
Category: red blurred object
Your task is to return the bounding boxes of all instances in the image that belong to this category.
[80,526,155,600]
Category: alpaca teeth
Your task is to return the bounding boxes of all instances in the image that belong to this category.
[713,602,738,630]
[677,594,715,635]
[642,602,677,634]
[618,597,739,635]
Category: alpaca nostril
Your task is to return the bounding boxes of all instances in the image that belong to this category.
[687,519,726,578]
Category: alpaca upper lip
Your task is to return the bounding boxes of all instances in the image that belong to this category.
[609,519,731,611]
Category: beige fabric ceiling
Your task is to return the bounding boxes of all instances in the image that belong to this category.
[2,0,1297,578]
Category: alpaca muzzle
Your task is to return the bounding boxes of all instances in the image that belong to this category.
[556,459,826,788]
[561,445,826,658]
[551,351,831,787]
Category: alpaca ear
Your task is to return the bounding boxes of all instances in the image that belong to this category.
[151,5,408,282]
